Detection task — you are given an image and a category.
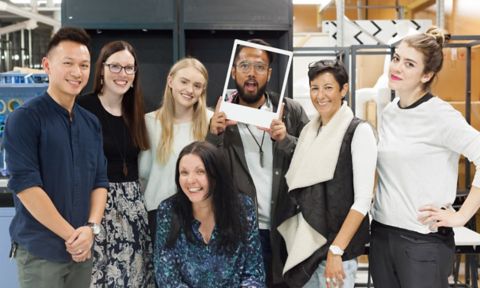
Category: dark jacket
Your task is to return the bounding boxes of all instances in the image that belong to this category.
[206,92,309,284]
[280,118,370,287]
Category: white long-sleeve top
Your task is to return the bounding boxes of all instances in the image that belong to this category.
[139,110,212,211]
[350,122,378,215]
[371,96,480,234]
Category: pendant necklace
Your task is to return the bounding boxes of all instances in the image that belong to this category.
[244,124,266,168]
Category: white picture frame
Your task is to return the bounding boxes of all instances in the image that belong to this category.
[220,39,293,128]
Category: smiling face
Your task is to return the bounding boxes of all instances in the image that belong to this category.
[231,47,272,107]
[389,41,434,95]
[102,49,135,96]
[168,66,206,111]
[178,153,211,206]
[309,71,347,124]
[43,40,90,100]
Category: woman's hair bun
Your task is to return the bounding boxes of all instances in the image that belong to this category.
[425,26,450,47]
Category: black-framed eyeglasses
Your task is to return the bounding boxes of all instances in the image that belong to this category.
[103,63,136,75]
[235,61,269,74]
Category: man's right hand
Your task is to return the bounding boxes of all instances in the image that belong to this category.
[209,97,236,135]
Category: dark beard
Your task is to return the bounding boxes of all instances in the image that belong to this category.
[235,79,267,105]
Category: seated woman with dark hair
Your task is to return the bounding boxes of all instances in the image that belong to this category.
[154,141,265,288]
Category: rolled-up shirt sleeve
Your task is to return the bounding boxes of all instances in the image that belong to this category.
[93,124,109,189]
[4,107,43,193]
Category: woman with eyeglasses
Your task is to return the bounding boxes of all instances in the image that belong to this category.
[77,41,154,287]
[138,57,213,244]
[278,60,377,288]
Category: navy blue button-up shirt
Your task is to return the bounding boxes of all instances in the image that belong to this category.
[4,92,108,262]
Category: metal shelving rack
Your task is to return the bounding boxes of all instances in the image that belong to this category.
[350,35,480,189]
[348,35,480,288]
[294,35,480,287]
[178,0,293,106]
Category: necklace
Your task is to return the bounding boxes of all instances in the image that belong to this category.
[244,124,266,168]
[100,101,129,177]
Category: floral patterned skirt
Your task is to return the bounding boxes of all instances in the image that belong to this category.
[90,181,155,287]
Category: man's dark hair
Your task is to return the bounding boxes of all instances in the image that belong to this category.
[46,27,91,56]
[234,38,274,65]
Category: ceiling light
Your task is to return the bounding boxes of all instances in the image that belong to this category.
[9,0,62,4]
[292,0,333,6]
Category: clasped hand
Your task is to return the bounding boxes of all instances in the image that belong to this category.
[65,226,94,262]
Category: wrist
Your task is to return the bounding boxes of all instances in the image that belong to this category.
[458,210,469,226]
[329,245,344,256]
[327,250,342,258]
[209,128,220,136]
[62,227,76,241]
[86,222,101,236]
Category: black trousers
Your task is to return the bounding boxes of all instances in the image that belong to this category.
[369,220,455,288]
[259,229,273,286]
[259,229,288,288]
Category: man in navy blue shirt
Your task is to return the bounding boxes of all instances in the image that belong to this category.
[4,27,108,288]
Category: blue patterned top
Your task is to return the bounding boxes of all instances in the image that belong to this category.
[154,195,265,287]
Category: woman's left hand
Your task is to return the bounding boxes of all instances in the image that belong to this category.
[418,205,468,228]
[324,253,345,288]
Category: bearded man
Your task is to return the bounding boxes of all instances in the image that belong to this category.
[207,39,309,287]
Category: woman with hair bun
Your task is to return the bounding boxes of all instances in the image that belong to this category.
[370,27,480,287]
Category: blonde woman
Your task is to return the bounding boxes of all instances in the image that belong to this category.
[139,58,212,240]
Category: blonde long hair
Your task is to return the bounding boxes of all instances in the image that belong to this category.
[156,58,209,164]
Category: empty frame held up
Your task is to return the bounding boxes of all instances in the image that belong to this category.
[220,39,293,128]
